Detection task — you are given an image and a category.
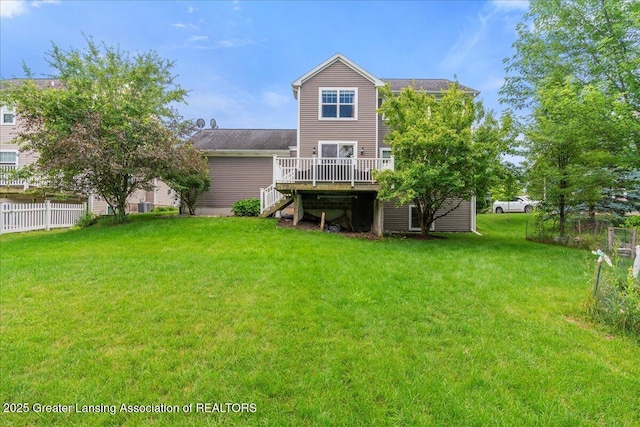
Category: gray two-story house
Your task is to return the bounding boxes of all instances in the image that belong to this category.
[192,54,479,235]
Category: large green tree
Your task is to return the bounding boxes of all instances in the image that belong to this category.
[375,83,511,236]
[526,77,619,236]
[501,0,640,219]
[0,37,189,223]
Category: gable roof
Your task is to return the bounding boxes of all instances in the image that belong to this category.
[382,78,480,96]
[189,129,296,152]
[291,53,385,99]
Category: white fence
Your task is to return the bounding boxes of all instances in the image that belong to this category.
[0,201,87,235]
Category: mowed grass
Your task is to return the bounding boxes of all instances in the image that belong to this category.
[1,214,638,426]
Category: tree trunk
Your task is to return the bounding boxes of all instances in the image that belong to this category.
[419,209,431,237]
[558,194,566,237]
[116,198,128,223]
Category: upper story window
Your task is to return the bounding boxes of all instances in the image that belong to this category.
[319,88,357,120]
[0,151,18,166]
[1,106,15,125]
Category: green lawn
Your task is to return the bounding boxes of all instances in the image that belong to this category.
[1,214,638,426]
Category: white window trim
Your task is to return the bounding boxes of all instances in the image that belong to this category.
[379,148,392,159]
[409,205,435,232]
[318,141,358,159]
[0,150,19,166]
[378,97,387,121]
[1,106,16,125]
[318,87,358,121]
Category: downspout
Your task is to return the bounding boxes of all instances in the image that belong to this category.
[375,86,379,157]
[471,195,481,235]
[296,86,301,158]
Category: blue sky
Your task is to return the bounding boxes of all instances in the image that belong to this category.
[0,0,529,129]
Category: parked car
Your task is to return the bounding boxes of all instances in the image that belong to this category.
[493,196,538,214]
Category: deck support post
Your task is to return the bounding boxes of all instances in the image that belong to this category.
[372,198,384,237]
[293,191,303,226]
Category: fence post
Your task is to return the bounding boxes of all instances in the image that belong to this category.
[0,202,4,235]
[45,200,51,231]
[607,227,614,253]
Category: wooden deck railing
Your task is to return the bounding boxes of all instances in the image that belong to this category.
[273,156,394,188]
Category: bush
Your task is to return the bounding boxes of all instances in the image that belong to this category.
[624,215,640,229]
[151,206,179,213]
[76,211,98,228]
[231,198,260,217]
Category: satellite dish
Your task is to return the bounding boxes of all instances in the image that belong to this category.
[210,118,218,129]
[196,118,205,128]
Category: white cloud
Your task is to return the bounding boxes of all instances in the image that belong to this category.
[262,91,289,109]
[491,0,529,12]
[188,35,208,42]
[188,6,196,13]
[440,1,528,71]
[171,23,187,29]
[478,76,505,92]
[441,12,490,70]
[2,0,60,18]
[215,38,252,48]
[31,0,59,8]
[1,1,27,18]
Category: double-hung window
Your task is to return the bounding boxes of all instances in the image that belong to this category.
[0,151,18,166]
[1,106,15,125]
[320,88,357,120]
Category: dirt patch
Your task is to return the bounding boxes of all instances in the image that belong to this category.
[277,218,381,240]
[276,218,446,241]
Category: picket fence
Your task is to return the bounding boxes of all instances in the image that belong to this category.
[0,201,87,235]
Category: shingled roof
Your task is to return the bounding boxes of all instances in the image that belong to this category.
[189,128,296,151]
[0,78,63,89]
[381,78,479,95]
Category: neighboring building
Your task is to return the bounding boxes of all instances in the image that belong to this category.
[190,129,296,216]
[192,54,479,234]
[0,79,177,214]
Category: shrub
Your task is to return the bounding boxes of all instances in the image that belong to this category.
[624,215,640,229]
[589,255,640,336]
[151,206,179,213]
[76,211,98,228]
[231,198,260,217]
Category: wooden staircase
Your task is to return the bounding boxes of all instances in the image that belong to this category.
[259,195,293,218]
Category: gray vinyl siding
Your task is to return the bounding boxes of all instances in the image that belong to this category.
[199,157,273,208]
[0,118,38,167]
[378,115,390,151]
[382,201,409,231]
[434,199,472,232]
[383,199,472,232]
[299,60,378,158]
